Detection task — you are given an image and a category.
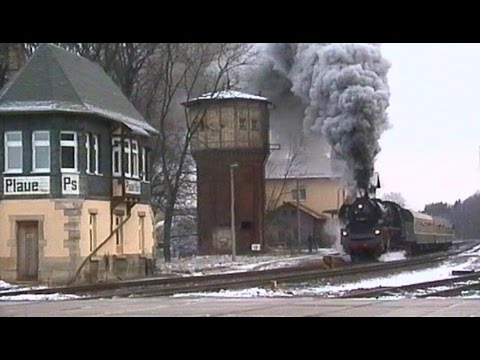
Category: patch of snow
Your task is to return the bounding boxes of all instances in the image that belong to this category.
[0,293,81,301]
[0,280,17,290]
[379,251,407,262]
[188,90,269,102]
[156,251,332,276]
[173,287,294,298]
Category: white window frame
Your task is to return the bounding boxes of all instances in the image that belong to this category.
[115,215,124,247]
[4,131,23,174]
[32,131,50,173]
[89,213,97,252]
[93,134,100,175]
[85,133,91,174]
[132,139,139,179]
[86,134,101,175]
[112,137,122,177]
[141,147,147,182]
[124,139,131,178]
[60,131,78,173]
[139,213,145,253]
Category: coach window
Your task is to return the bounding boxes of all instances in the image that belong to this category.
[61,131,78,173]
[32,131,50,173]
[4,131,23,173]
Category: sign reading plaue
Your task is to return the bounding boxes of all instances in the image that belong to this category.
[4,176,50,195]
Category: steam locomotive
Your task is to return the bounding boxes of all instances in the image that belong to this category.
[339,196,455,261]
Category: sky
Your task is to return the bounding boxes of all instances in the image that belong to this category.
[376,43,480,211]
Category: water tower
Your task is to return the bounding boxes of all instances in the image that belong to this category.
[183,91,271,255]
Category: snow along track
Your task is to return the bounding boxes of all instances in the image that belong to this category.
[0,245,474,300]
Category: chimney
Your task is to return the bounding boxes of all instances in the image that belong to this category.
[5,43,26,82]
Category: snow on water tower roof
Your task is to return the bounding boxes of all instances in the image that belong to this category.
[183,90,270,106]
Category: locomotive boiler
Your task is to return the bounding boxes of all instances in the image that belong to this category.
[339,195,455,261]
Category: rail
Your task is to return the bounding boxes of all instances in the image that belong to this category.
[1,246,469,299]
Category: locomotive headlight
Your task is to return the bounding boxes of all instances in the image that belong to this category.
[358,204,364,209]
[374,229,381,236]
[341,230,349,237]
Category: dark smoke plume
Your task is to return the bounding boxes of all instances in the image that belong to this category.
[248,43,391,191]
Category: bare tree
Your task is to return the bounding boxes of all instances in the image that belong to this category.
[265,139,305,211]
[382,192,407,208]
[0,44,10,90]
[143,43,256,262]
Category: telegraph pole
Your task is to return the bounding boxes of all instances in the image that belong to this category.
[296,177,301,253]
[230,164,239,261]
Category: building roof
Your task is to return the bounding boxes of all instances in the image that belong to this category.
[273,201,329,221]
[183,90,270,106]
[0,44,157,136]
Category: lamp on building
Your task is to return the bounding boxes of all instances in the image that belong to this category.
[230,163,239,261]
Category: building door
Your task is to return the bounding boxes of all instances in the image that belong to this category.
[17,221,39,281]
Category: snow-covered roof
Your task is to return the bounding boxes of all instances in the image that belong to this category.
[0,44,157,136]
[183,90,270,106]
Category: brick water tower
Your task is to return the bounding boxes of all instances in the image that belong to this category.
[183,91,271,255]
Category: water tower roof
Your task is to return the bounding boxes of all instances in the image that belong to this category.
[183,90,270,106]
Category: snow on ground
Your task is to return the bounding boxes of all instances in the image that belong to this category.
[0,280,71,301]
[379,251,407,262]
[175,247,480,299]
[174,287,294,299]
[156,248,339,276]
[0,293,82,301]
[0,280,16,290]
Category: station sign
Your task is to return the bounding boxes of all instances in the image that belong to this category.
[62,174,79,195]
[251,244,261,252]
[4,176,50,195]
[125,179,141,195]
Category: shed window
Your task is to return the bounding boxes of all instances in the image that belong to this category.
[32,131,50,172]
[5,131,23,173]
[61,131,77,172]
[251,119,259,131]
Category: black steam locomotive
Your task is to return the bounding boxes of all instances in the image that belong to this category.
[339,196,455,261]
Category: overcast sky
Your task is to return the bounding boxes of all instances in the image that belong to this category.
[375,43,480,211]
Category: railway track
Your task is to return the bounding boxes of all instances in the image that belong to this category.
[337,270,480,299]
[1,245,472,299]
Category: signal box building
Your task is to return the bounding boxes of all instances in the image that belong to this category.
[0,44,157,284]
[183,91,271,255]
